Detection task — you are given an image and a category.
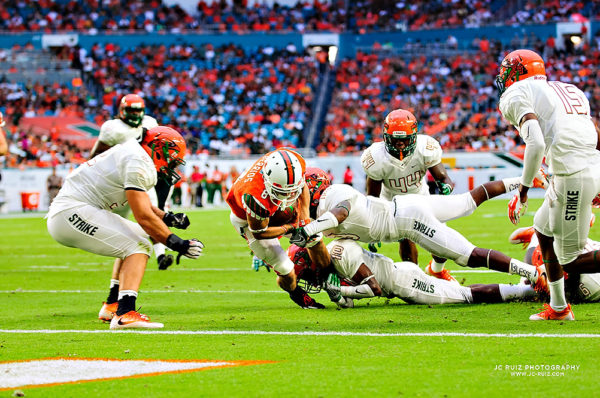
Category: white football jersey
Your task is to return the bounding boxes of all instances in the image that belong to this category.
[315,184,397,242]
[361,137,442,200]
[98,115,158,146]
[48,139,157,216]
[327,239,395,296]
[499,78,600,175]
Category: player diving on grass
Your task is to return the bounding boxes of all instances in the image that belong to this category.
[46,126,203,329]
[290,167,549,291]
[288,239,536,308]
[225,148,326,309]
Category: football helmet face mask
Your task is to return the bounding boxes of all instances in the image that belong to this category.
[119,94,145,127]
[305,167,331,219]
[140,126,186,185]
[287,244,321,293]
[496,49,546,97]
[383,109,418,160]
[262,150,305,208]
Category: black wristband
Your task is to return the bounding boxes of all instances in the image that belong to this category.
[166,233,187,252]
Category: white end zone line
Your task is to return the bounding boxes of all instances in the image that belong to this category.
[0,329,598,338]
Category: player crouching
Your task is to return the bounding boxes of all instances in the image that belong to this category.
[47,126,203,329]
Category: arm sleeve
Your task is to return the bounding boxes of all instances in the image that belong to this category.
[519,119,545,187]
[242,193,270,220]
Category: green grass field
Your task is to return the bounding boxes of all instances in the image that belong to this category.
[1,199,599,397]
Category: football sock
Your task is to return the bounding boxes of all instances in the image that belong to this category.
[508,259,537,283]
[499,283,535,301]
[106,279,119,304]
[549,278,567,311]
[154,243,166,258]
[502,177,521,193]
[430,259,446,273]
[116,290,138,316]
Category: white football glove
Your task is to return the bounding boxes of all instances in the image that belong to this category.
[508,194,528,225]
[183,239,204,259]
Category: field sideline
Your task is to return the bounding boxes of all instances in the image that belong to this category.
[1,199,599,397]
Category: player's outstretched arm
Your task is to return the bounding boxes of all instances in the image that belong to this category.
[365,177,383,197]
[127,189,203,261]
[290,201,351,247]
[89,140,112,159]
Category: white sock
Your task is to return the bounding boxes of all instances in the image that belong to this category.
[499,284,535,301]
[549,278,567,311]
[154,243,166,258]
[118,290,138,300]
[502,177,521,193]
[110,279,119,289]
[430,259,446,273]
[508,259,538,283]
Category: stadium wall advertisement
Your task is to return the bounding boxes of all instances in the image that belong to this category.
[0,152,541,213]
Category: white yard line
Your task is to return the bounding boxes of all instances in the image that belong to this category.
[0,329,598,338]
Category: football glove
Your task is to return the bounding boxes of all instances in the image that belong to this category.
[508,194,528,225]
[289,286,325,309]
[323,272,342,303]
[593,193,600,208]
[0,111,5,127]
[305,232,323,248]
[166,234,204,264]
[290,227,309,247]
[437,181,453,195]
[163,212,190,229]
[368,241,381,253]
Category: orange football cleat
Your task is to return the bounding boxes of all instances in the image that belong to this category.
[529,303,574,321]
[98,302,118,322]
[508,226,536,248]
[109,310,164,329]
[425,261,458,284]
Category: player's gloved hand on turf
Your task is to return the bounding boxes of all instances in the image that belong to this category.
[166,234,204,264]
[290,227,309,247]
[251,255,270,272]
[508,192,528,225]
[368,241,381,253]
[323,272,343,303]
[162,212,190,229]
[289,285,325,309]
[436,181,453,195]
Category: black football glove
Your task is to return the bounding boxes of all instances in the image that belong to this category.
[289,286,325,309]
[289,227,309,247]
[163,212,190,229]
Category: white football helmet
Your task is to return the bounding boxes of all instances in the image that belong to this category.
[262,149,305,208]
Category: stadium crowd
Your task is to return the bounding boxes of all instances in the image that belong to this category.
[1,0,598,34]
[318,30,600,153]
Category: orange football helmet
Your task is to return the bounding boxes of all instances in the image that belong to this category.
[496,49,546,96]
[119,93,145,127]
[382,109,418,160]
[305,167,331,219]
[140,126,186,184]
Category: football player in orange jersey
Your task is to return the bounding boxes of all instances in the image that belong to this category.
[226,149,325,308]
